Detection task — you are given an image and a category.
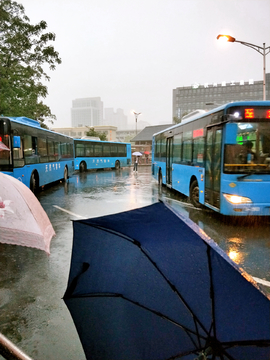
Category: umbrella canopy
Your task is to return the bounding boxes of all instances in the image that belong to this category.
[0,172,55,254]
[144,151,150,155]
[64,202,270,360]
[0,141,10,151]
[132,151,142,156]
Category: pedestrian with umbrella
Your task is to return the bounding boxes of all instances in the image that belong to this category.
[133,156,138,171]
[132,151,142,172]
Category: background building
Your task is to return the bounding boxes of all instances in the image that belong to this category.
[104,108,127,130]
[71,97,103,127]
[173,73,270,120]
[115,129,137,142]
[130,124,171,162]
[52,125,117,141]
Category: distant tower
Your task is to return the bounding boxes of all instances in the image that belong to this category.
[71,97,103,127]
[104,108,128,130]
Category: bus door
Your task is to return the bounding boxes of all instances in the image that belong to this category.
[166,137,173,186]
[205,126,222,210]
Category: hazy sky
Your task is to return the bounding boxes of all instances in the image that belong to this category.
[20,0,270,128]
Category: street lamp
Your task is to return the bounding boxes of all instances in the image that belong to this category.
[217,34,270,100]
[133,111,141,135]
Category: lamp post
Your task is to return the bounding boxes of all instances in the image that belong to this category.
[133,111,141,135]
[217,34,270,100]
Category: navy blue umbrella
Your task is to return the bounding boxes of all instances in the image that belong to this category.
[64,202,270,360]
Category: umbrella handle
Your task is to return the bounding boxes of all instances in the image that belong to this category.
[0,333,33,360]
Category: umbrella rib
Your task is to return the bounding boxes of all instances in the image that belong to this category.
[80,292,208,346]
[81,223,211,338]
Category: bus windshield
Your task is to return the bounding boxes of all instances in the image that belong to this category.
[224,121,270,174]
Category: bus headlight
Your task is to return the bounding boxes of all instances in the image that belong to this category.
[223,193,252,204]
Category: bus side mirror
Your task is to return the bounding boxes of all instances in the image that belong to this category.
[224,123,238,144]
[13,136,21,148]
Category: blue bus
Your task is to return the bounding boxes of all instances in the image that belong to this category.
[0,116,74,192]
[74,138,131,172]
[152,101,270,216]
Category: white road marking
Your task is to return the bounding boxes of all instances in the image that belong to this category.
[53,205,84,218]
[252,277,270,288]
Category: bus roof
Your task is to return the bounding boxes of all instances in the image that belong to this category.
[8,116,41,128]
[153,101,270,137]
[2,116,73,139]
[73,138,130,145]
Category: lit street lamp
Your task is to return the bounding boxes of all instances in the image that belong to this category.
[217,34,270,100]
[133,111,141,135]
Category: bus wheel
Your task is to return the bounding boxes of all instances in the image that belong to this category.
[64,166,68,182]
[30,172,38,193]
[158,170,163,187]
[115,160,120,170]
[190,180,202,208]
[79,162,86,172]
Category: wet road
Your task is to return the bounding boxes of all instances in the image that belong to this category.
[0,165,270,359]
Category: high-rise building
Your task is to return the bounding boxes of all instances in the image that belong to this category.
[104,108,127,130]
[173,73,270,121]
[71,97,103,127]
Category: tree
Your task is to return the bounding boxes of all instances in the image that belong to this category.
[0,0,61,126]
[173,116,181,124]
[173,112,189,124]
[86,127,107,141]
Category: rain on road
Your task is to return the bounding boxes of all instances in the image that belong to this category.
[0,165,269,359]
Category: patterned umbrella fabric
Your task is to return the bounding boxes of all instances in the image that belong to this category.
[0,172,55,254]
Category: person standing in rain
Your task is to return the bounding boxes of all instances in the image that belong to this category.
[133,156,138,172]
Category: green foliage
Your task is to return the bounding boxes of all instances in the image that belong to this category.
[173,112,189,124]
[86,128,107,141]
[0,0,61,124]
[173,116,181,124]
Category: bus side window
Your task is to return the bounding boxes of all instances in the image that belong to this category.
[76,143,85,157]
[48,139,55,161]
[85,144,93,156]
[173,133,182,164]
[23,135,39,164]
[154,135,160,161]
[55,142,60,160]
[182,131,192,164]
[103,144,111,157]
[118,144,126,157]
[38,137,48,163]
[193,137,204,166]
[32,137,38,155]
[13,138,24,167]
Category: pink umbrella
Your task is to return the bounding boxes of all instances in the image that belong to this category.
[0,141,10,151]
[0,172,55,254]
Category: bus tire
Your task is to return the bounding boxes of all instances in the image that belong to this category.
[79,162,86,172]
[190,180,202,208]
[64,166,68,182]
[158,170,163,187]
[115,160,120,170]
[30,171,39,193]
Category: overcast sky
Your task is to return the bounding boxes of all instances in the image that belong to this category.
[20,0,270,128]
